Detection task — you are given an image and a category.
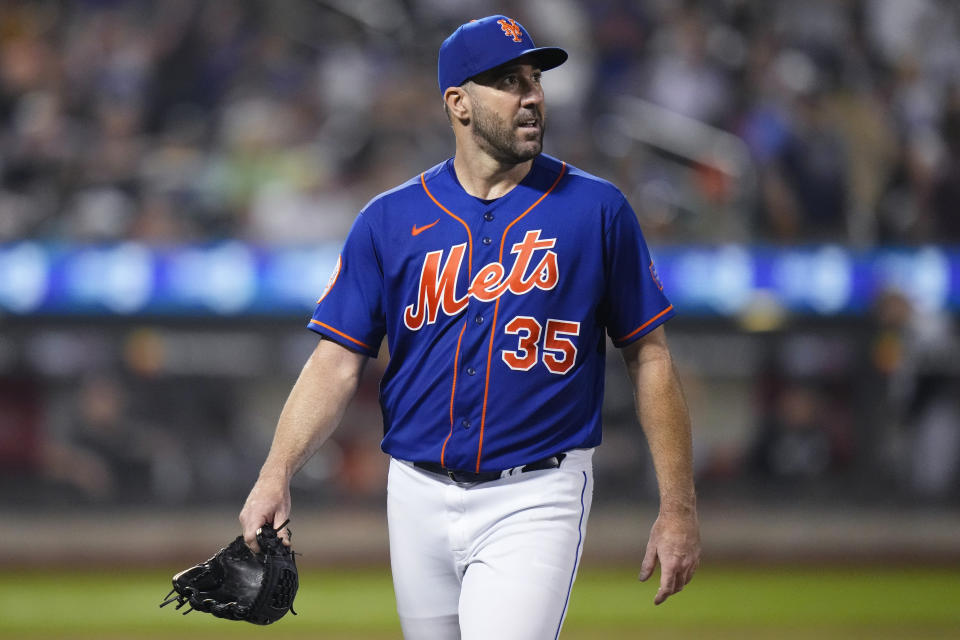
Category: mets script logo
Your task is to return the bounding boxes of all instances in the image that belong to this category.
[498,18,524,43]
[404,229,558,330]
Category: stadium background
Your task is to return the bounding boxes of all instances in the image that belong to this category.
[1,0,959,637]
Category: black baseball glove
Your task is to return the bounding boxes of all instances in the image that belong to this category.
[159,520,298,625]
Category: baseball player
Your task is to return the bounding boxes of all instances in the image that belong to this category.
[240,15,700,639]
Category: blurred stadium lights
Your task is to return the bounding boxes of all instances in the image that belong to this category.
[0,241,956,319]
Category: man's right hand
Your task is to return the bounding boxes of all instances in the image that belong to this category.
[239,474,292,553]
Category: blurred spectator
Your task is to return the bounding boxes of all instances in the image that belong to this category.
[43,373,192,503]
[641,4,732,126]
[749,87,850,242]
[875,291,960,499]
[750,383,833,481]
[0,375,44,484]
[748,353,854,490]
[929,85,960,243]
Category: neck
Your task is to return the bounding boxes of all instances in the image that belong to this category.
[452,143,534,200]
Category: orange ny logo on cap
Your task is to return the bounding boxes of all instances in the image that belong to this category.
[498,18,523,42]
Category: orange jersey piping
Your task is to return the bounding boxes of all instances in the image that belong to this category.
[309,320,372,351]
[615,304,674,343]
[440,319,469,467]
[421,172,475,467]
[476,162,567,472]
[421,173,473,276]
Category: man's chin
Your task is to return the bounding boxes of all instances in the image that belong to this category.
[513,138,543,161]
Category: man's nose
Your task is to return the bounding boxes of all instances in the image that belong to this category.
[520,80,543,106]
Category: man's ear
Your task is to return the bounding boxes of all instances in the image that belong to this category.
[444,86,470,123]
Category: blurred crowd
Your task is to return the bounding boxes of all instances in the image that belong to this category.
[2,0,960,246]
[5,293,958,507]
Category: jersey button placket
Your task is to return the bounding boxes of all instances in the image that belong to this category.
[473,209,496,334]
[481,210,494,245]
[452,208,496,447]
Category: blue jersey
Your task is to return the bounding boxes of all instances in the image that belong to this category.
[309,154,674,472]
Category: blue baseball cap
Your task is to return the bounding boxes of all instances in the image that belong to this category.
[438,15,568,94]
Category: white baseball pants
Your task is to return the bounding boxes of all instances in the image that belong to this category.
[387,448,594,640]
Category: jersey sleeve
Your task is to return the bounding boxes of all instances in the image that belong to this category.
[602,198,675,348]
[307,213,385,357]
